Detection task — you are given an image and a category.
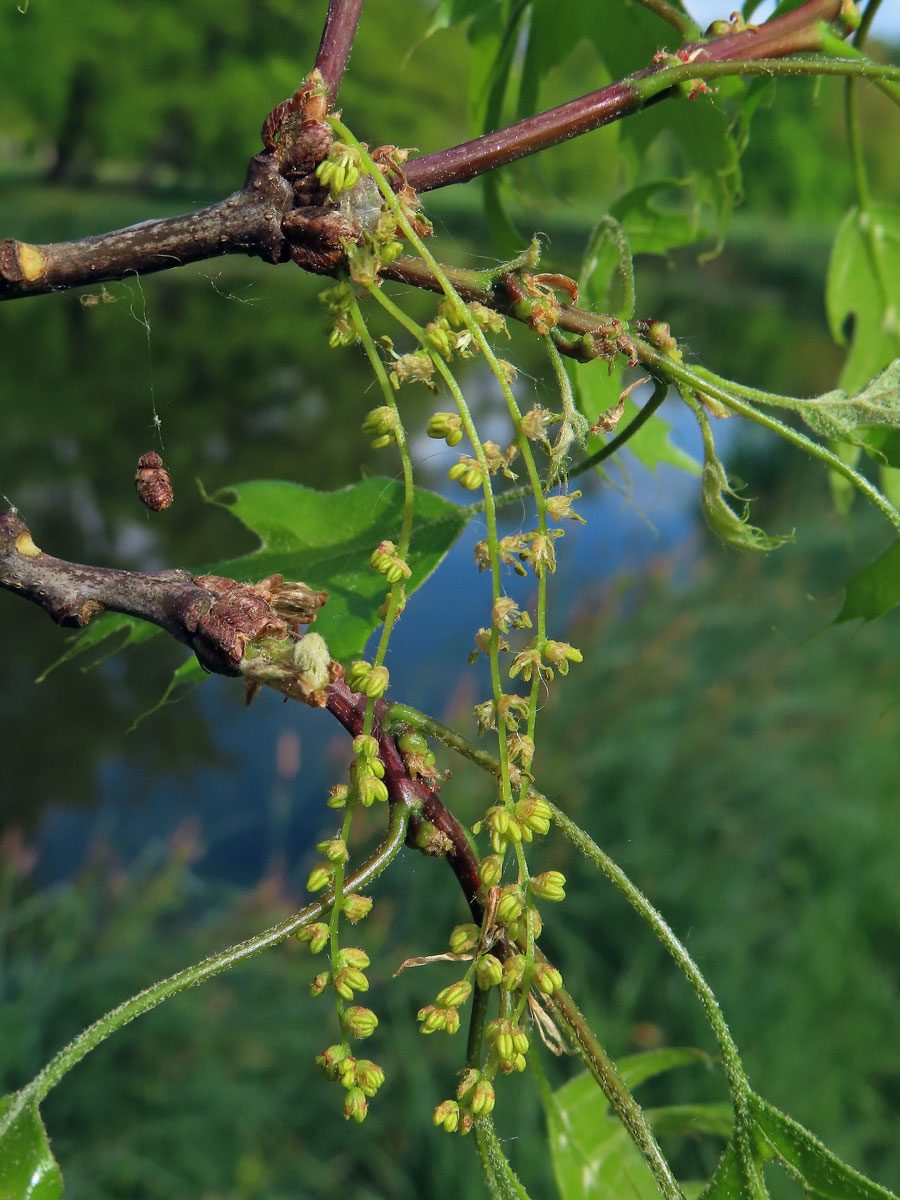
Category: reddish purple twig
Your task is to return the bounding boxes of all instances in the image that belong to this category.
[404,0,844,192]
[315,0,367,107]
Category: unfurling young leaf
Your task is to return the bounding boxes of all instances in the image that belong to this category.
[688,393,791,552]
[757,359,900,448]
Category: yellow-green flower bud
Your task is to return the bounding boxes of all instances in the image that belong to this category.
[433,1099,460,1133]
[533,963,563,995]
[501,954,526,991]
[435,980,472,1009]
[358,773,389,807]
[426,411,464,447]
[328,783,351,809]
[438,296,467,327]
[468,301,508,337]
[361,407,396,441]
[344,1005,379,1038]
[417,1004,447,1034]
[338,947,370,971]
[471,1078,496,1115]
[543,640,583,675]
[363,665,389,698]
[443,1007,461,1035]
[479,855,503,887]
[475,953,504,990]
[514,796,552,836]
[353,734,380,759]
[315,1044,345,1075]
[336,1055,358,1085]
[424,320,452,359]
[310,970,331,997]
[496,886,525,926]
[333,966,369,999]
[356,1060,385,1096]
[530,870,566,902]
[306,863,334,893]
[448,923,479,954]
[344,1085,368,1123]
[346,660,373,691]
[317,837,349,864]
[296,922,330,954]
[342,893,373,923]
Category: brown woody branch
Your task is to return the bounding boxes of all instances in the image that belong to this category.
[0,507,484,914]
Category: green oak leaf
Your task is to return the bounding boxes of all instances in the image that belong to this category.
[833,537,900,624]
[547,1048,725,1200]
[826,206,900,396]
[749,1094,899,1200]
[0,1097,63,1200]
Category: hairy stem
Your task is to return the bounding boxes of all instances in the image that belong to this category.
[549,983,684,1200]
[474,1115,534,1200]
[642,346,900,533]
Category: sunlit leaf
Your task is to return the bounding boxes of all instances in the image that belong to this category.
[833,537,900,624]
[47,478,470,682]
[0,1097,63,1200]
[826,206,900,396]
[749,1095,899,1200]
[548,1050,725,1200]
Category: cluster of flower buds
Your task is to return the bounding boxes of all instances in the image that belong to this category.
[315,142,362,201]
[360,406,397,449]
[343,226,404,288]
[346,660,390,700]
[448,454,486,492]
[424,318,454,361]
[319,281,357,348]
[530,870,567,903]
[426,411,463,447]
[432,1066,497,1137]
[349,732,389,807]
[315,1043,385,1123]
[309,946,373,1002]
[369,540,411,584]
[475,802,546,854]
[486,1018,530,1073]
[417,978,473,1037]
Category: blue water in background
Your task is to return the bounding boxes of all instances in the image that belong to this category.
[35,394,723,887]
